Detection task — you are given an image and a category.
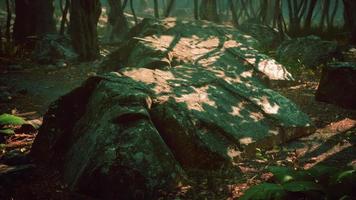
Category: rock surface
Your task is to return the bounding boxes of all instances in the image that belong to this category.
[31,18,313,199]
[316,62,356,109]
[32,34,78,64]
[276,36,338,68]
[238,22,286,51]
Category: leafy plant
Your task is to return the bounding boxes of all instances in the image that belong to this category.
[241,165,356,200]
[0,113,26,136]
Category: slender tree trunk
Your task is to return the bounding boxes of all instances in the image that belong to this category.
[259,0,268,24]
[13,0,56,44]
[154,0,159,18]
[194,0,199,20]
[329,0,339,30]
[5,0,11,43]
[319,0,330,30]
[228,0,238,27]
[122,0,128,9]
[165,0,175,17]
[304,0,317,31]
[200,0,219,22]
[108,0,129,42]
[0,26,3,55]
[130,0,138,24]
[59,0,70,35]
[13,0,36,44]
[34,0,56,36]
[69,0,101,61]
[343,0,356,44]
[275,0,285,39]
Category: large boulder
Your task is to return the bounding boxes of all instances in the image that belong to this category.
[276,36,338,68]
[238,22,286,51]
[31,18,313,199]
[316,62,356,109]
[32,34,78,64]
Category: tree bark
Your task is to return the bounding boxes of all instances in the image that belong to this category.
[59,0,70,35]
[194,0,199,20]
[34,0,56,36]
[107,0,129,42]
[228,0,238,27]
[13,0,36,44]
[343,0,356,44]
[199,0,219,22]
[154,0,159,18]
[13,0,56,44]
[304,0,317,31]
[130,0,138,24]
[5,0,12,42]
[69,0,101,61]
[165,0,175,17]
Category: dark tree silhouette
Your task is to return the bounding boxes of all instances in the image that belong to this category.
[108,0,128,42]
[343,0,356,44]
[69,0,101,61]
[200,0,219,22]
[13,0,36,44]
[34,0,56,36]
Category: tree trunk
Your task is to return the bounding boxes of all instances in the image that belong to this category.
[199,0,219,22]
[343,0,356,44]
[13,0,56,44]
[107,0,129,42]
[228,0,238,27]
[165,0,175,17]
[130,0,138,24]
[69,0,101,61]
[13,0,37,44]
[59,0,70,35]
[194,0,199,20]
[34,0,56,36]
[304,0,317,31]
[5,0,12,42]
[154,0,159,18]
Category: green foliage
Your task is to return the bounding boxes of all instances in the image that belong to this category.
[241,165,356,200]
[0,114,26,126]
[240,183,287,200]
[268,166,314,183]
[0,128,15,135]
[0,113,26,137]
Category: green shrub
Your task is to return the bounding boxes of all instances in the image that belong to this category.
[241,165,356,200]
[0,113,26,136]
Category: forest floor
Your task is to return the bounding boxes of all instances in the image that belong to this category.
[0,60,355,199]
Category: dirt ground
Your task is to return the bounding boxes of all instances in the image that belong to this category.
[0,61,355,199]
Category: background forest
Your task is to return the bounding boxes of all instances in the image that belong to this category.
[0,0,355,60]
[0,1,355,200]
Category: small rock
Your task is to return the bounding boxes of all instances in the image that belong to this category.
[277,36,338,68]
[316,62,356,109]
[56,60,68,68]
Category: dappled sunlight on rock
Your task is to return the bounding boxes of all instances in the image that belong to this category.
[31,18,316,198]
[173,86,217,111]
[249,112,265,122]
[253,96,280,115]
[122,67,174,94]
[238,137,254,145]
